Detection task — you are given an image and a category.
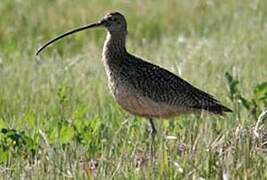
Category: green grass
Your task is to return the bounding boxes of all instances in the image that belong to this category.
[0,0,267,179]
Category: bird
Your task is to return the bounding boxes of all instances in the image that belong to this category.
[36,11,232,155]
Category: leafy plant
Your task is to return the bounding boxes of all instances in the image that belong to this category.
[225,72,267,119]
[0,128,38,163]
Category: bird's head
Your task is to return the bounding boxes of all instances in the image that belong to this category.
[101,12,127,35]
[36,11,127,55]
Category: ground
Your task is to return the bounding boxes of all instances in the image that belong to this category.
[0,0,267,179]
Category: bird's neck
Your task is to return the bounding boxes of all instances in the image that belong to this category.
[103,32,127,59]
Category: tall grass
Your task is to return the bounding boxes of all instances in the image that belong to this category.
[0,0,267,179]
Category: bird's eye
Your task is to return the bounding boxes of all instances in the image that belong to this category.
[107,17,112,21]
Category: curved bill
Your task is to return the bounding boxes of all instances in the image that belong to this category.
[36,21,103,55]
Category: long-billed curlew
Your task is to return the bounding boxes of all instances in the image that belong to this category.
[36,12,232,150]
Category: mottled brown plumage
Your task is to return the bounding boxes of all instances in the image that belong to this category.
[101,12,232,118]
[36,11,232,147]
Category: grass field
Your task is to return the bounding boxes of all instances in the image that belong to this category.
[1,0,267,179]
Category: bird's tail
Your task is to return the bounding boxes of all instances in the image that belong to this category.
[199,103,233,116]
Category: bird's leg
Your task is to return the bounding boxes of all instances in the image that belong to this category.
[149,118,157,162]
[149,118,157,142]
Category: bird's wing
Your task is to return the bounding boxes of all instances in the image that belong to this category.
[124,56,231,114]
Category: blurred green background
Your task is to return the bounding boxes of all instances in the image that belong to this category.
[0,0,267,179]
